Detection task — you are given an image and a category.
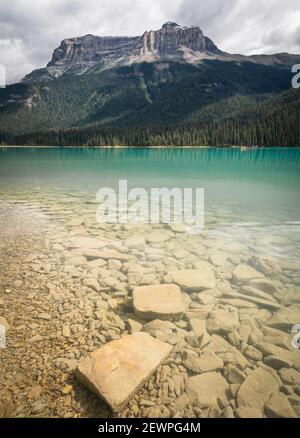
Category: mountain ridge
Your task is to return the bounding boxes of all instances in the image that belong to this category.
[22,22,300,83]
[1,22,299,146]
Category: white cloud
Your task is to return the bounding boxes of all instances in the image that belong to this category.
[0,0,299,84]
[176,0,300,54]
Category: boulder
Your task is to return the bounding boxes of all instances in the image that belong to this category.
[222,291,281,311]
[75,333,172,412]
[264,355,292,370]
[127,319,143,334]
[255,342,300,371]
[264,392,296,418]
[66,236,107,249]
[279,368,300,386]
[124,236,146,250]
[146,231,171,243]
[84,278,101,292]
[167,269,216,292]
[232,264,264,285]
[239,286,277,302]
[184,352,223,374]
[267,304,300,331]
[226,365,246,384]
[237,368,279,413]
[187,372,229,408]
[187,317,211,348]
[210,253,229,267]
[142,319,176,337]
[0,316,9,330]
[235,407,263,418]
[248,255,282,277]
[203,335,250,370]
[169,224,187,233]
[249,278,279,294]
[91,249,130,261]
[207,309,239,335]
[193,260,215,272]
[220,298,257,309]
[133,284,185,321]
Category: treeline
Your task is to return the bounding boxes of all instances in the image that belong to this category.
[8,110,300,147]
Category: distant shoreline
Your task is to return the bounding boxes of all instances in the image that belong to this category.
[0,145,299,149]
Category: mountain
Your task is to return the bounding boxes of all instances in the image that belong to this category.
[0,22,299,146]
[22,22,299,82]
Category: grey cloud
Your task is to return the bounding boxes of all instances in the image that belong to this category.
[0,0,299,84]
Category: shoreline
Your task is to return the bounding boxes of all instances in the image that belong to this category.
[1,145,299,149]
[1,191,299,418]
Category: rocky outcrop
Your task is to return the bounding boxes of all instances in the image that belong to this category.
[140,22,220,57]
[22,21,300,83]
[48,34,140,68]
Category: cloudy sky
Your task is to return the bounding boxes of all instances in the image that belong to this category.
[1,0,300,83]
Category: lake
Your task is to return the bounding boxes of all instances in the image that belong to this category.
[0,147,299,418]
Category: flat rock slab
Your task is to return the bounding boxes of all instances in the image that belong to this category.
[75,333,172,412]
[0,316,9,330]
[187,372,229,408]
[267,304,300,330]
[264,392,296,418]
[66,236,108,249]
[237,367,279,414]
[207,309,239,335]
[133,284,185,321]
[167,269,216,292]
[184,352,223,373]
[222,291,281,311]
[146,231,171,243]
[232,264,264,285]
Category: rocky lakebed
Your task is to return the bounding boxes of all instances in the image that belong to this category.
[0,191,300,419]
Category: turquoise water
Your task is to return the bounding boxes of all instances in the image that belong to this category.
[0,147,300,226]
[1,147,300,265]
[1,147,299,419]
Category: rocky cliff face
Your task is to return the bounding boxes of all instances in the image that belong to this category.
[47,34,140,68]
[23,22,300,82]
[43,22,221,77]
[140,22,220,56]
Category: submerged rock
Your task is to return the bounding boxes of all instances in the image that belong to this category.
[184,352,223,374]
[167,269,216,292]
[264,392,296,418]
[187,372,229,408]
[207,309,239,335]
[146,231,171,243]
[279,368,300,386]
[0,316,9,330]
[75,333,172,412]
[232,264,264,285]
[222,291,281,311]
[133,284,185,321]
[237,368,279,414]
[267,304,300,330]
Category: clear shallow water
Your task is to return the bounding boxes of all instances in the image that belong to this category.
[1,147,300,418]
[0,147,300,219]
[0,147,300,264]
